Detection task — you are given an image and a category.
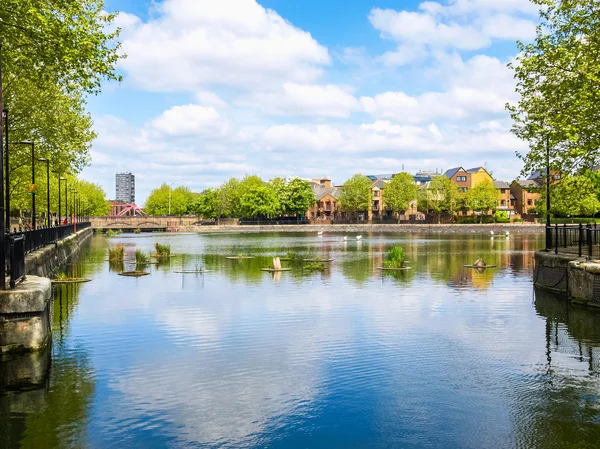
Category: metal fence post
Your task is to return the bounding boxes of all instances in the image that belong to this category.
[588,225,593,258]
[579,223,583,257]
[555,224,559,254]
[563,223,567,248]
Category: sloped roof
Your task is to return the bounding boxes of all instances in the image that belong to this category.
[373,179,386,189]
[493,180,510,189]
[367,174,395,181]
[528,170,543,180]
[444,167,463,178]
[313,186,340,200]
[466,167,485,173]
[514,179,541,188]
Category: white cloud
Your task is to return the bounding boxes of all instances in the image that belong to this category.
[119,0,330,92]
[237,83,361,118]
[150,104,231,137]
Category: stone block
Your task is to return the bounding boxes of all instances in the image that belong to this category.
[0,276,51,314]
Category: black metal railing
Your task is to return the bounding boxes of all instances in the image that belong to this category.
[239,217,308,225]
[5,221,91,288]
[545,223,600,259]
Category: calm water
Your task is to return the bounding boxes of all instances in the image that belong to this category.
[2,231,600,448]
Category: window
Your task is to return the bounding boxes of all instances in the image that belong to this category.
[460,187,468,192]
[501,200,506,206]
[456,176,467,182]
[501,189,507,194]
[527,199,532,206]
[373,190,380,197]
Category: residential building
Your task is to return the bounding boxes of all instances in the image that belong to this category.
[493,180,516,216]
[115,172,135,204]
[510,179,542,217]
[414,170,439,186]
[306,178,341,221]
[370,178,386,220]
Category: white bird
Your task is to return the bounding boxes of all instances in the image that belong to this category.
[318,230,323,236]
[343,236,348,241]
[490,231,494,236]
[356,235,362,240]
[505,231,510,236]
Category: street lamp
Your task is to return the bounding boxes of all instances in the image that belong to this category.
[38,158,50,227]
[17,141,36,229]
[70,188,76,223]
[168,183,174,216]
[3,108,9,232]
[58,177,66,224]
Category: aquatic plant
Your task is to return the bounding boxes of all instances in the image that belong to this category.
[135,249,150,264]
[304,262,325,270]
[108,245,125,261]
[384,247,405,269]
[106,229,122,237]
[155,242,171,257]
[134,228,141,234]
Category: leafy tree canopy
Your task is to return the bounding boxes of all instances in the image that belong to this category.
[507,0,600,176]
[339,174,371,217]
[239,185,280,218]
[467,179,500,217]
[144,184,194,216]
[538,175,600,217]
[385,173,417,218]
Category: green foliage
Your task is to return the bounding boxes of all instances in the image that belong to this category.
[133,228,141,234]
[239,185,280,218]
[467,179,500,219]
[108,245,125,262]
[507,0,600,176]
[385,173,418,219]
[155,243,171,258]
[384,247,405,268]
[539,175,600,217]
[144,184,194,216]
[418,176,462,215]
[193,189,218,219]
[513,217,523,223]
[106,229,122,237]
[339,174,372,218]
[494,211,510,223]
[135,249,150,264]
[304,262,325,271]
[270,177,316,218]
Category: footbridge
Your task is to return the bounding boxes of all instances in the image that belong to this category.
[90,216,201,231]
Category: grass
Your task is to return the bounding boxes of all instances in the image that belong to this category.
[155,242,171,257]
[135,249,150,264]
[383,247,405,269]
[108,245,125,261]
[304,262,325,270]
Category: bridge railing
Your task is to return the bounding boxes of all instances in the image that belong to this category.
[5,222,91,288]
[545,223,600,258]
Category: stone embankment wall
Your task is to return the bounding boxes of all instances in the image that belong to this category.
[185,223,545,234]
[25,227,93,277]
[534,251,600,306]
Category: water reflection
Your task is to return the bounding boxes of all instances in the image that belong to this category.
[6,232,600,448]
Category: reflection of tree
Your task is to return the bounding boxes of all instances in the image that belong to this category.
[512,288,600,449]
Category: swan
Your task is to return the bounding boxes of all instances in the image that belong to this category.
[505,231,510,236]
[490,231,494,236]
[317,230,323,235]
[356,235,362,240]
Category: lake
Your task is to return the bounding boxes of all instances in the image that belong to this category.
[2,231,600,448]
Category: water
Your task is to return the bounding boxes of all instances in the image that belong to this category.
[2,231,600,448]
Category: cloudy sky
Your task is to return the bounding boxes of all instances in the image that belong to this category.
[84,0,539,204]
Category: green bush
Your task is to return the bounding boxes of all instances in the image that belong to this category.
[494,211,510,223]
[106,229,122,237]
[456,216,476,224]
[133,228,141,234]
[513,217,523,223]
[155,242,171,257]
[384,247,405,268]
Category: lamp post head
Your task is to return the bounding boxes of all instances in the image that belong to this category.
[19,140,33,145]
[38,157,48,162]
[60,177,66,181]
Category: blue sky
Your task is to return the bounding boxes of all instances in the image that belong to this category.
[83,0,540,204]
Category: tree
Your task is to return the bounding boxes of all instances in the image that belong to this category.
[269,177,316,220]
[239,186,280,218]
[507,0,600,176]
[339,174,371,221]
[72,179,110,216]
[538,175,600,217]
[384,173,417,222]
[144,184,194,216]
[192,189,218,219]
[468,179,500,221]
[418,176,462,219]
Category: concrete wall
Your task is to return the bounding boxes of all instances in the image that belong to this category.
[25,227,93,278]
[535,251,600,307]
[185,223,545,234]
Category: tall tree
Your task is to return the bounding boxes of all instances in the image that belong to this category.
[507,0,600,176]
[538,175,600,217]
[239,186,280,218]
[339,174,371,221]
[418,176,462,217]
[467,179,500,221]
[269,177,316,219]
[192,189,218,219]
[384,173,417,222]
[144,184,194,216]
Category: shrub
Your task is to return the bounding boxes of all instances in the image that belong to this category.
[456,216,476,224]
[494,211,510,223]
[513,217,523,223]
[384,246,405,268]
[155,242,171,257]
[135,249,150,264]
[106,229,122,237]
[305,262,325,270]
[108,245,125,261]
[134,228,141,234]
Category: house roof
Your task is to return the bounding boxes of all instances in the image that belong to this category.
[528,170,543,180]
[466,167,485,173]
[443,167,463,178]
[373,179,386,189]
[367,174,395,181]
[313,186,340,200]
[514,179,541,188]
[493,180,511,189]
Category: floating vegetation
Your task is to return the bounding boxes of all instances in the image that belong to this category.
[155,242,171,258]
[52,273,92,284]
[118,271,150,277]
[383,247,406,269]
[303,256,333,262]
[108,245,125,262]
[280,251,301,262]
[106,229,122,237]
[304,262,326,271]
[133,228,141,234]
[135,249,150,264]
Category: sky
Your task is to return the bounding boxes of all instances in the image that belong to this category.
[82,0,540,205]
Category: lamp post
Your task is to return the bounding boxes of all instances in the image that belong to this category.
[168,183,174,216]
[64,180,68,224]
[38,158,50,227]
[0,43,5,289]
[3,108,8,232]
[16,141,36,229]
[70,188,76,223]
[545,135,552,251]
[58,177,66,224]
